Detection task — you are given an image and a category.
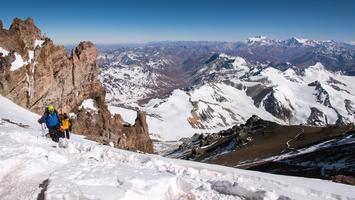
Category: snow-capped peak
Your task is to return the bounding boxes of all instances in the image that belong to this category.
[247,35,267,42]
[245,36,322,47]
[322,39,337,43]
[246,36,274,45]
[307,62,326,71]
[293,37,309,44]
[283,37,319,47]
[219,53,247,67]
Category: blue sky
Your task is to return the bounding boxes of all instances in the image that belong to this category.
[1,0,354,44]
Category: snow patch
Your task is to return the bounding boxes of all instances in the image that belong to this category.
[10,50,35,71]
[34,39,45,48]
[10,53,26,71]
[108,105,137,124]
[79,99,98,112]
[0,47,9,56]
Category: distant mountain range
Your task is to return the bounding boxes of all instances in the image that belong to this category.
[97,38,355,140]
[97,36,355,74]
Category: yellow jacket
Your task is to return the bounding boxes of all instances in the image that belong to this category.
[61,118,70,130]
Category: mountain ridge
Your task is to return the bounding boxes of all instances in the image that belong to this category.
[0,17,153,153]
[100,50,355,140]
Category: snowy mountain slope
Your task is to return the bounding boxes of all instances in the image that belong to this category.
[100,63,175,105]
[139,83,284,141]
[99,48,189,105]
[110,54,355,141]
[1,95,355,200]
[242,36,355,73]
[98,39,355,140]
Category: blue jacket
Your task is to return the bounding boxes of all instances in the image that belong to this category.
[39,110,60,127]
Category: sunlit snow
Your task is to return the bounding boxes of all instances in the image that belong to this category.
[1,95,355,199]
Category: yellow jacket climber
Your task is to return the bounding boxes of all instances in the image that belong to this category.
[60,113,71,139]
[61,117,70,130]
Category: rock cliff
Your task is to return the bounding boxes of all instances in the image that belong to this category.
[0,17,153,153]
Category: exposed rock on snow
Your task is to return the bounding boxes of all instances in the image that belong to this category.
[0,18,153,153]
[99,52,355,141]
[1,96,355,200]
[307,107,328,126]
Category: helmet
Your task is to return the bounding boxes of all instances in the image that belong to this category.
[47,105,55,112]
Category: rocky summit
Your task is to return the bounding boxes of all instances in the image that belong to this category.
[0,18,153,153]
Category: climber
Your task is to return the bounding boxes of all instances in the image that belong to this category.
[38,105,62,142]
[60,113,71,139]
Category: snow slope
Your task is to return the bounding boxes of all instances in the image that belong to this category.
[130,56,355,140]
[99,50,177,105]
[1,95,355,200]
[139,83,283,141]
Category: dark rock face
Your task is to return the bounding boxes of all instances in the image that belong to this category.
[166,115,278,161]
[248,131,355,183]
[308,81,332,107]
[246,84,273,107]
[0,18,153,153]
[345,99,355,116]
[307,107,328,126]
[262,91,292,121]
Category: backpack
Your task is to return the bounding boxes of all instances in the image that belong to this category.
[61,118,70,130]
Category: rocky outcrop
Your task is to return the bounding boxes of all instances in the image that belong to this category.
[332,175,355,186]
[262,91,292,121]
[72,105,153,153]
[345,99,355,116]
[0,17,153,153]
[307,107,328,126]
[308,81,332,107]
[169,115,279,160]
[121,112,154,152]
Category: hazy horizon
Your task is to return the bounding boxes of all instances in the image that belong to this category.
[1,0,354,45]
